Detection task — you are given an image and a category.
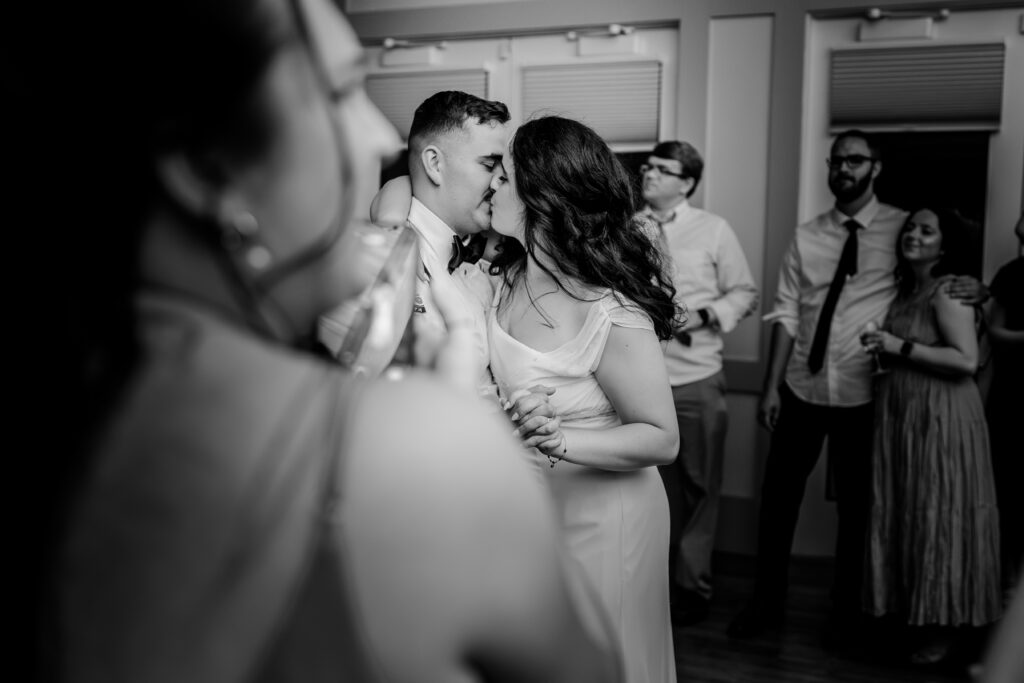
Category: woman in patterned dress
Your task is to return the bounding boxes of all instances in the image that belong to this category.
[860,207,1001,665]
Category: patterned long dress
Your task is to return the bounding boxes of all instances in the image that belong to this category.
[864,275,1002,626]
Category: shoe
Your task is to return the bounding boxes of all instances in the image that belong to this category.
[671,596,710,626]
[909,636,953,666]
[726,601,782,638]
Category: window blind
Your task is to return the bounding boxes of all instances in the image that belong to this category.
[521,60,661,144]
[366,69,489,140]
[830,42,1005,131]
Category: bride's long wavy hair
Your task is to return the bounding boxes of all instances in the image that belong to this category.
[490,116,680,340]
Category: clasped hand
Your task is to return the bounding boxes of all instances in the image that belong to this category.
[504,385,566,459]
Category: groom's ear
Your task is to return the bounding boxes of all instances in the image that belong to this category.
[419,144,444,187]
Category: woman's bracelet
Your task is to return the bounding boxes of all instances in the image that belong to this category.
[547,440,568,468]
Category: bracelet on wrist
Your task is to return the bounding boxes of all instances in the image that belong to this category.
[547,441,567,468]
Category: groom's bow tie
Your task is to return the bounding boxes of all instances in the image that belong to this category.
[447,234,487,273]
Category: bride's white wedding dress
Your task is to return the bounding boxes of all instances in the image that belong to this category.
[489,287,676,683]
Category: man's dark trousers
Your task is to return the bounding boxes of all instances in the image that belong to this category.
[751,383,873,616]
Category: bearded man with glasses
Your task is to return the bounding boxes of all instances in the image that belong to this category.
[638,140,759,627]
[728,129,985,643]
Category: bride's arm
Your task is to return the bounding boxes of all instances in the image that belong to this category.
[540,325,678,471]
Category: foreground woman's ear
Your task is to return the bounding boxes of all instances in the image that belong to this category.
[156,150,277,273]
[155,151,227,223]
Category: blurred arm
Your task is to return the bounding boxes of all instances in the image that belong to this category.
[369,176,413,227]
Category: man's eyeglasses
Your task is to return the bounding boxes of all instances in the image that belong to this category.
[826,155,876,170]
[640,163,686,179]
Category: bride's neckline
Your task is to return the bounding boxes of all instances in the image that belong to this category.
[493,292,606,356]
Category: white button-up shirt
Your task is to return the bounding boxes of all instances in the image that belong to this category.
[763,197,907,406]
[642,200,759,386]
[407,198,495,395]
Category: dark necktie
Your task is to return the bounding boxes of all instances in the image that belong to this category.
[807,219,861,374]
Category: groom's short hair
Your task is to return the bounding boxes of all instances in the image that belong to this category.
[408,91,510,157]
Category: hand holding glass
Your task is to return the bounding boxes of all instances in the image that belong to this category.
[861,321,888,376]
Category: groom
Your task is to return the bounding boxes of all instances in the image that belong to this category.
[367,91,559,439]
[402,90,511,395]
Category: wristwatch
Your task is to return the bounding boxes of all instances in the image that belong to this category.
[697,308,711,328]
[899,339,915,357]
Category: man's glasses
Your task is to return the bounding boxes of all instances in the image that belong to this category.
[826,154,876,170]
[640,163,686,179]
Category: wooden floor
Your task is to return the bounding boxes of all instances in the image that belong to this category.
[673,554,991,683]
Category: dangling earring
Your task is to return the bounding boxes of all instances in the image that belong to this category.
[221,210,272,270]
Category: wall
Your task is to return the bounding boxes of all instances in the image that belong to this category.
[361,27,682,148]
[347,0,1024,558]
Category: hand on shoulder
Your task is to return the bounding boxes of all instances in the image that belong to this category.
[944,274,989,306]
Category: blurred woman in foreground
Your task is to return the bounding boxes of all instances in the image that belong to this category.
[36,1,621,681]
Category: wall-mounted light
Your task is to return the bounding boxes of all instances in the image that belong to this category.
[380,38,447,67]
[565,24,641,56]
[382,37,448,50]
[859,7,949,41]
[865,7,950,21]
[566,24,635,41]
